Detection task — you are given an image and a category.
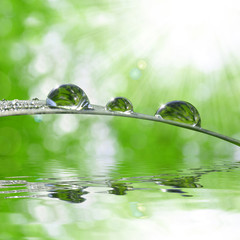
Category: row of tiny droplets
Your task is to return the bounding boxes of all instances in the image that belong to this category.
[0,99,45,112]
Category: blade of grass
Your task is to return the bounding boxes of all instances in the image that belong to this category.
[1,100,240,147]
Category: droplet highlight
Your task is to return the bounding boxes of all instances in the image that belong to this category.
[46,84,90,110]
[155,100,201,127]
[106,97,133,113]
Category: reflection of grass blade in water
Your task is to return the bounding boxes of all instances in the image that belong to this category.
[0,83,240,147]
[1,161,239,200]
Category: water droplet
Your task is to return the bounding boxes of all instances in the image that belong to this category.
[18,101,24,109]
[46,84,90,110]
[155,100,201,127]
[106,97,133,113]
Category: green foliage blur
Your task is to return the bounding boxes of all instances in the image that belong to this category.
[0,0,239,175]
[1,0,239,176]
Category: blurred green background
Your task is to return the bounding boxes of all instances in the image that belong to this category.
[1,0,240,239]
[1,0,239,170]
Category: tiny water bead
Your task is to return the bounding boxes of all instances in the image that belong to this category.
[155,101,201,127]
[46,84,90,110]
[106,97,134,113]
[0,99,44,112]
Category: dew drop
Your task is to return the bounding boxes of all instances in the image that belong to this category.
[155,100,201,127]
[46,84,90,110]
[106,97,133,113]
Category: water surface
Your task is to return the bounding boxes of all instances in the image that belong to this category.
[0,128,240,240]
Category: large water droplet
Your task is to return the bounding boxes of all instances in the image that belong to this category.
[46,84,90,110]
[106,97,133,113]
[155,100,201,127]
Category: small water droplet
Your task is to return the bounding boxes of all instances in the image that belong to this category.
[106,97,133,113]
[155,100,201,127]
[46,84,90,110]
[18,102,24,109]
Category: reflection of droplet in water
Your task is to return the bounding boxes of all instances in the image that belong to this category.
[49,189,88,203]
[166,189,186,193]
[46,84,90,110]
[108,183,132,195]
[155,100,201,127]
[106,97,133,113]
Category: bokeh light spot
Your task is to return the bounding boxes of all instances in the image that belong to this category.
[130,68,142,80]
[137,59,147,70]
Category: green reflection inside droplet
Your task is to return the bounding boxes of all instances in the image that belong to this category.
[155,100,201,127]
[46,84,90,110]
[106,97,133,113]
